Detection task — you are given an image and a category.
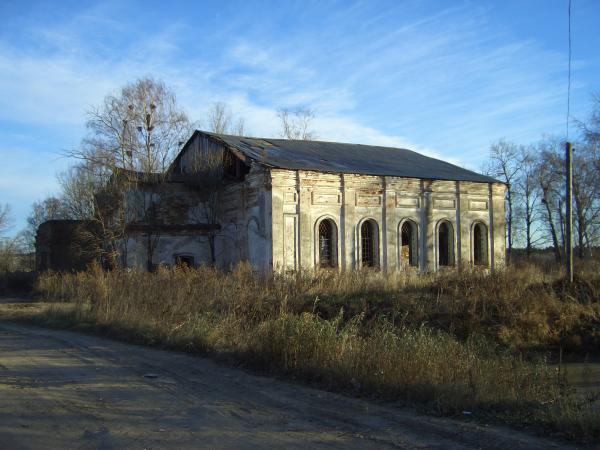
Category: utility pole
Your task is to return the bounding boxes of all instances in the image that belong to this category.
[565,141,573,284]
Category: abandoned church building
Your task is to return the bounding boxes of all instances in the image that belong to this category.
[35,131,506,272]
[116,130,506,272]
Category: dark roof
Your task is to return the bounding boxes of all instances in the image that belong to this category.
[185,131,498,183]
[111,167,164,184]
[126,223,220,233]
[37,219,93,230]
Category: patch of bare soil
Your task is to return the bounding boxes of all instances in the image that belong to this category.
[0,320,574,449]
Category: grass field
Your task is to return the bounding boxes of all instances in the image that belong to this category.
[560,361,600,394]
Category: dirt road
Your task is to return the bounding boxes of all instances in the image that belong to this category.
[0,322,571,449]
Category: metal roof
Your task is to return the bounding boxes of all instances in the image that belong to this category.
[193,131,498,184]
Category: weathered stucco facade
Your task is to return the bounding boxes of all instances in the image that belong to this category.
[124,164,272,272]
[271,169,505,271]
[122,131,506,272]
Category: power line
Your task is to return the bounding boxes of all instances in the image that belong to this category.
[566,0,572,138]
[565,0,574,284]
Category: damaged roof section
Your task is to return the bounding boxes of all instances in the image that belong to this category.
[190,131,498,184]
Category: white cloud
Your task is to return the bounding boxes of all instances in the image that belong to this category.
[0,0,588,231]
[0,2,572,157]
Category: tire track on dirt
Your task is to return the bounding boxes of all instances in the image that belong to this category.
[0,322,573,449]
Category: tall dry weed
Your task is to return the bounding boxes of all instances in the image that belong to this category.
[33,262,600,442]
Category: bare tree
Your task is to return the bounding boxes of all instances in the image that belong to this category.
[207,102,246,135]
[277,107,317,140]
[0,205,24,273]
[232,117,245,136]
[477,95,600,260]
[537,138,566,262]
[534,136,600,260]
[575,94,600,252]
[57,164,98,220]
[487,140,523,262]
[83,77,192,173]
[571,143,600,256]
[23,197,69,251]
[186,142,229,264]
[516,147,544,257]
[0,203,11,236]
[0,233,31,273]
[0,238,19,273]
[66,78,193,268]
[207,102,231,135]
[577,92,600,147]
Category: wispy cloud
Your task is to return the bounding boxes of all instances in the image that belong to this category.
[0,0,594,230]
[0,2,575,147]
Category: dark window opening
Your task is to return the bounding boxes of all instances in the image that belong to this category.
[361,220,378,267]
[174,254,195,268]
[438,221,454,267]
[223,150,250,180]
[400,221,418,267]
[318,219,337,268]
[473,222,489,266]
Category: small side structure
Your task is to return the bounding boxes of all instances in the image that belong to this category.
[35,220,99,271]
[120,130,506,272]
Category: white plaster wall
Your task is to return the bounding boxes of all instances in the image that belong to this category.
[125,235,212,268]
[213,165,272,272]
[123,132,273,272]
[270,169,506,272]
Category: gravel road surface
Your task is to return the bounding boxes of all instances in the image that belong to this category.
[0,322,572,449]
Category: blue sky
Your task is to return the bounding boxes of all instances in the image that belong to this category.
[0,0,598,234]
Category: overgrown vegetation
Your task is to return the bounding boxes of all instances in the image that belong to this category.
[25,262,600,443]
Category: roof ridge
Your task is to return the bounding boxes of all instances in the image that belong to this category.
[203,130,414,151]
[194,130,500,184]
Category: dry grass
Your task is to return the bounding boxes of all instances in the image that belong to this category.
[29,262,600,443]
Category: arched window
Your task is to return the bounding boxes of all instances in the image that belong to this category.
[438,221,455,267]
[174,254,195,268]
[400,220,418,267]
[473,222,489,266]
[360,219,379,267]
[318,219,337,268]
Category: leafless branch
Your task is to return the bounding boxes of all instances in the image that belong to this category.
[277,107,317,140]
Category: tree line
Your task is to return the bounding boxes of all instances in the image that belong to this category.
[485,97,600,262]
